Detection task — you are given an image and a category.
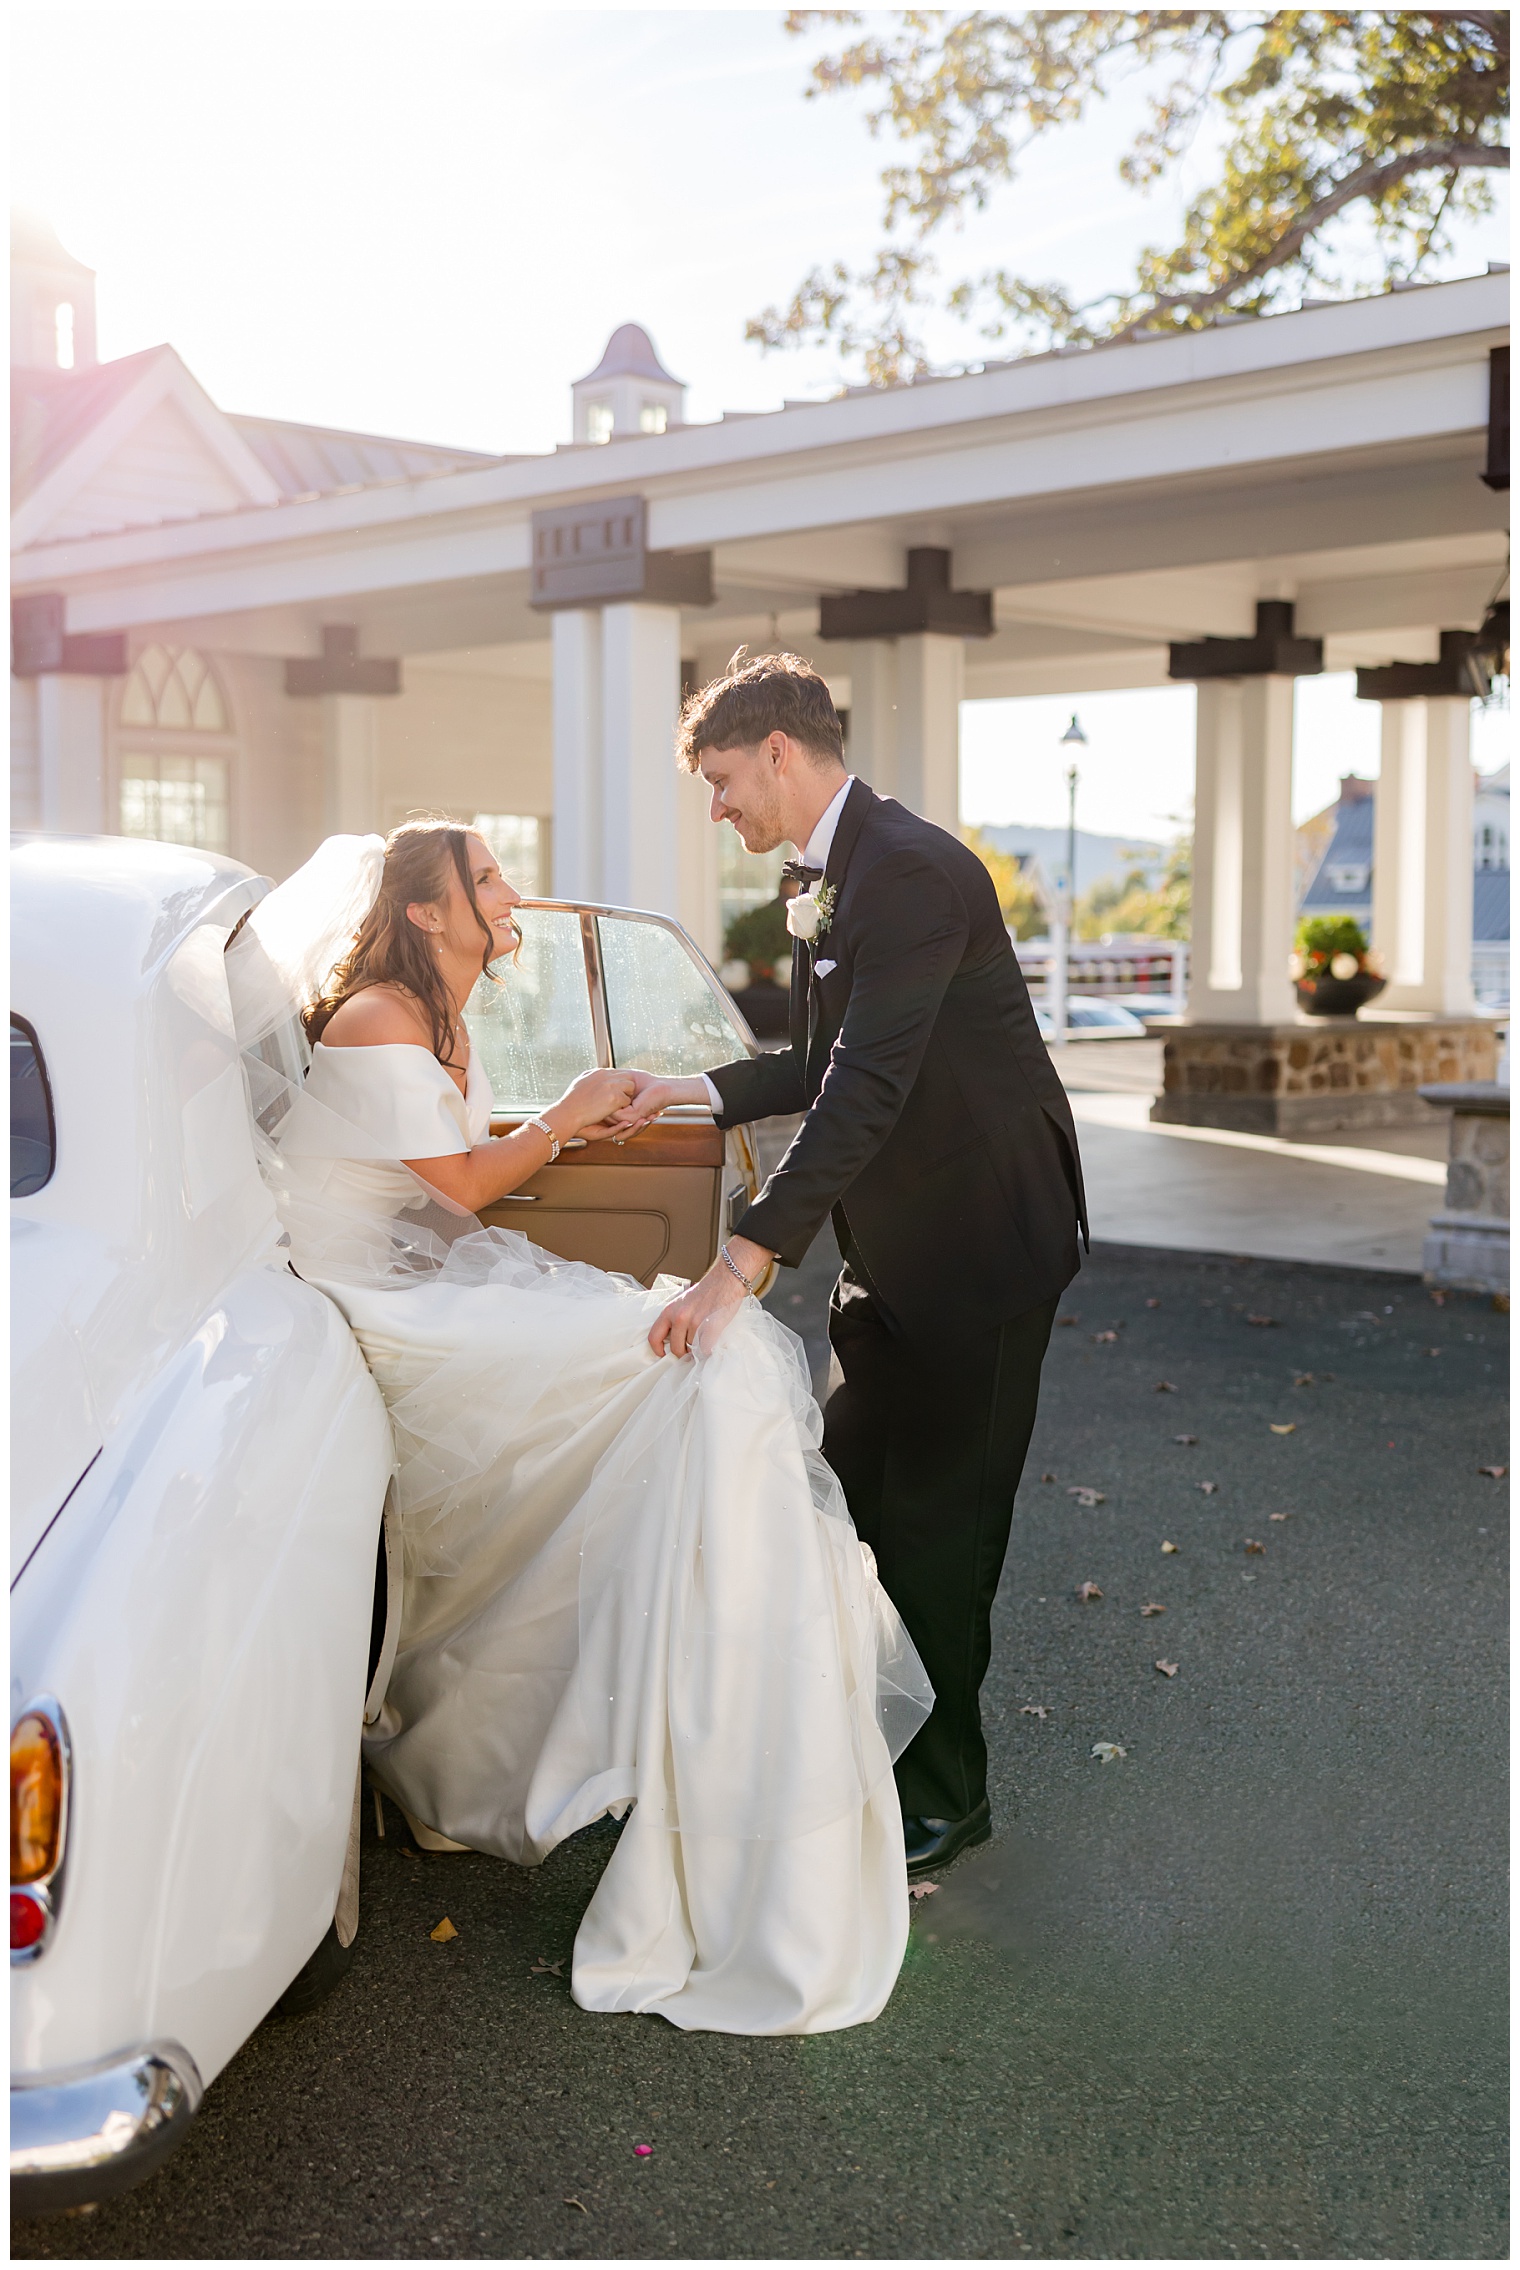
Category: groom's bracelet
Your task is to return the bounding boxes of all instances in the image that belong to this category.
[719,1243,763,1294]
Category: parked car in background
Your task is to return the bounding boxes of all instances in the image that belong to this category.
[1032,997,1150,1041]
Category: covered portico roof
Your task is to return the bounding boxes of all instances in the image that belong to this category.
[13,269,1507,690]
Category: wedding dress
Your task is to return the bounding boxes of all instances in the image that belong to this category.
[227,837,932,2037]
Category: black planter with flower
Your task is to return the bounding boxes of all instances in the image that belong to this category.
[1292,916,1386,1018]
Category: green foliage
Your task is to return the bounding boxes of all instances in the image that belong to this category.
[752,11,1509,383]
[963,827,1049,937]
[1296,913,1369,966]
[724,896,791,978]
[1075,832,1192,940]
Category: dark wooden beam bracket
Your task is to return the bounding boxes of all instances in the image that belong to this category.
[284,626,402,698]
[818,548,993,641]
[1169,599,1323,681]
[11,594,127,678]
[529,496,713,611]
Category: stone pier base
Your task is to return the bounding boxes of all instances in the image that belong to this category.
[1152,1016,1499,1137]
[1419,1082,1509,1295]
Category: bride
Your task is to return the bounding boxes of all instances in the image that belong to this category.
[228,818,931,2036]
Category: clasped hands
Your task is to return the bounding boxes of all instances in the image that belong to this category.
[597,1069,775,1360]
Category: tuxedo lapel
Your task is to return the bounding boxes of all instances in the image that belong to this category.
[788,929,808,1058]
[825,777,873,894]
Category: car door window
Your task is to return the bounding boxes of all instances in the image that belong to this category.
[11,1018,56,1198]
[598,916,750,1078]
[464,909,596,1111]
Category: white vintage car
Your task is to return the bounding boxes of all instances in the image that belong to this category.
[11,834,762,2216]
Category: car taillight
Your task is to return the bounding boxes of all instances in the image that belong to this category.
[11,1712,62,1883]
[11,1889,48,1951]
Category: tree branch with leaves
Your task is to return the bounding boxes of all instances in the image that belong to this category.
[748,10,1508,383]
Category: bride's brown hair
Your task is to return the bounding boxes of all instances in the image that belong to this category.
[302,818,500,1061]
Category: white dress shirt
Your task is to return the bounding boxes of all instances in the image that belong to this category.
[700,775,857,1117]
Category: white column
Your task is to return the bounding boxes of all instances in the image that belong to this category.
[601,602,682,915]
[37,675,108,833]
[551,608,603,899]
[1187,676,1297,1025]
[846,641,899,797]
[1372,697,1476,1014]
[675,767,722,963]
[323,696,380,835]
[895,632,964,830]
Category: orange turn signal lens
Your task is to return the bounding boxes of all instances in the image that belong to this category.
[11,1712,62,1885]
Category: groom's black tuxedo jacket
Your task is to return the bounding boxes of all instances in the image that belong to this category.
[708,779,1087,1341]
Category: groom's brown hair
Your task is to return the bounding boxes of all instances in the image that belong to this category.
[676,649,844,772]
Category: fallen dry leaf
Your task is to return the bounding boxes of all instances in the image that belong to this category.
[430,1917,458,1943]
[1161,1540,1180,1554]
[1056,1314,1079,1327]
[1493,1292,1509,1314]
[564,2199,589,2214]
[1139,1602,1167,1617]
[1067,1485,1106,1507]
[1478,1465,1507,1479]
[1019,1704,1050,1718]
[530,1956,564,1977]
[1155,1380,1179,1393]
[1154,1659,1179,1678]
[1146,1298,1161,1309]
[909,1882,939,1900]
[1092,1329,1119,1344]
[1041,1470,1057,1482]
[1197,1481,1219,1495]
[1075,1581,1104,1602]
[1429,1288,1448,1306]
[1244,1539,1266,1554]
[1090,1741,1127,1765]
[1268,1511,1291,1521]
[1246,1314,1279,1327]
[1293,1371,1315,1386]
[1270,1423,1296,1435]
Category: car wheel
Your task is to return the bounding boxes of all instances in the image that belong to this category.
[273,1921,356,2018]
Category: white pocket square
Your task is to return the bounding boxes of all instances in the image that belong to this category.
[813,958,838,978]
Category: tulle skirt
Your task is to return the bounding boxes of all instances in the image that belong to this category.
[314,1226,932,2035]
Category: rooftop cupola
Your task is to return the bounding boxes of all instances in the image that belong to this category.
[571,323,685,446]
[11,211,98,372]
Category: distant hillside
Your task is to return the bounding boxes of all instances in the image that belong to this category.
[975,824,1169,900]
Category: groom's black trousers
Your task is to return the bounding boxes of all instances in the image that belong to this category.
[822,1254,1058,1825]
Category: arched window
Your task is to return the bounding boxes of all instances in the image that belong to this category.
[115,646,233,852]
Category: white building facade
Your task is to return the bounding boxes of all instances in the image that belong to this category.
[10,215,1509,1072]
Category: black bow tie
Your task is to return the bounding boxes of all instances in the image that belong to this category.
[779,860,823,903]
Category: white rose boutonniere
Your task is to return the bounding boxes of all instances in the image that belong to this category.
[786,880,836,943]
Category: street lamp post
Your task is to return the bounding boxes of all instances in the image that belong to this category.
[1049,714,1087,1047]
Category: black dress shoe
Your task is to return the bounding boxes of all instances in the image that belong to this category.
[903,1799,992,1876]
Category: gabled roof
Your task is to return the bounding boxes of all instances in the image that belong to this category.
[1473,868,1510,943]
[11,348,165,504]
[10,346,509,541]
[1301,793,1374,915]
[228,413,504,501]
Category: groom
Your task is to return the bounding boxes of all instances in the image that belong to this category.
[614,650,1086,1875]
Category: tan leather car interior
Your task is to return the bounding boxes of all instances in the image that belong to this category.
[478,1114,726,1284]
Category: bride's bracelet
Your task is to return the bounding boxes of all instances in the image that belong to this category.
[526,1115,561,1163]
[719,1243,763,1294]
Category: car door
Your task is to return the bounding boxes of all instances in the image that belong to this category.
[463,903,767,1285]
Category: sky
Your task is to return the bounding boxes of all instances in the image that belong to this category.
[13,3,1509,841]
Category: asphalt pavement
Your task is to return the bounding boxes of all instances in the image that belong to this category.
[15,1240,1508,2261]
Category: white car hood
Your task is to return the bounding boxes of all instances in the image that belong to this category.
[11,1217,106,1584]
